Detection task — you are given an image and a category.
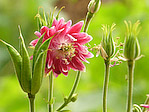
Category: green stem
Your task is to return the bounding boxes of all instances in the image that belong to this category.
[28,93,35,112]
[56,71,81,111]
[48,72,54,112]
[84,12,93,32]
[127,60,135,112]
[103,59,110,112]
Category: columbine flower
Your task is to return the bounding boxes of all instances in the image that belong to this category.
[30,18,93,77]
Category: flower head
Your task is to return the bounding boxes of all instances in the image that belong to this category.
[30,18,93,77]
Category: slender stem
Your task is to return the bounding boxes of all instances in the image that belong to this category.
[127,60,135,112]
[103,59,110,112]
[84,12,93,32]
[56,71,81,111]
[28,93,35,112]
[48,72,54,112]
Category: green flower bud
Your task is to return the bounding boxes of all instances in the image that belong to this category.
[123,21,141,60]
[88,0,101,14]
[100,24,115,60]
[71,93,78,102]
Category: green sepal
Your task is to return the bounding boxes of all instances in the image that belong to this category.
[33,38,51,64]
[123,20,141,60]
[101,24,115,59]
[0,39,23,89]
[31,52,45,95]
[19,27,32,93]
[32,33,45,71]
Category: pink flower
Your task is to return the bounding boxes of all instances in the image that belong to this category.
[30,18,93,77]
[140,104,149,108]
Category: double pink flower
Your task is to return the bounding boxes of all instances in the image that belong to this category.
[30,18,93,77]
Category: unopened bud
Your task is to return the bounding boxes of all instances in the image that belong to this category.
[124,21,141,60]
[71,93,78,102]
[88,0,101,14]
[100,23,116,60]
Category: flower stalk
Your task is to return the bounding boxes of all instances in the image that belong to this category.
[103,59,110,112]
[123,21,141,112]
[56,71,81,111]
[28,93,35,112]
[127,60,135,112]
[100,24,115,112]
[48,72,54,112]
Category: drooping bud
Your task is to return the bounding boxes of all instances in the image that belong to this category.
[100,24,116,60]
[88,0,101,14]
[123,21,141,60]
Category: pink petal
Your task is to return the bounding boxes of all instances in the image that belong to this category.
[34,31,41,37]
[140,104,149,108]
[57,18,65,29]
[83,52,94,58]
[47,55,53,69]
[30,55,33,60]
[30,39,39,46]
[69,56,85,71]
[52,18,58,27]
[53,71,59,77]
[47,26,56,37]
[75,43,89,54]
[67,21,84,34]
[52,59,61,75]
[40,26,49,34]
[71,33,92,45]
[60,20,72,36]
[77,53,89,63]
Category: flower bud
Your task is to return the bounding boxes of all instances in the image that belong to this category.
[123,21,141,60]
[71,93,78,102]
[100,24,115,60]
[88,0,101,14]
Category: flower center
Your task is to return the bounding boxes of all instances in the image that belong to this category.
[58,43,75,58]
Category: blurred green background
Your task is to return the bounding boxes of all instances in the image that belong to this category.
[0,0,149,112]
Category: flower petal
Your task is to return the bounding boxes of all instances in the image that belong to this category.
[140,104,149,108]
[71,33,92,45]
[34,31,41,37]
[30,39,39,46]
[67,21,84,34]
[69,56,85,71]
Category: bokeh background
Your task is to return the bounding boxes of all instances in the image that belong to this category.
[0,0,149,112]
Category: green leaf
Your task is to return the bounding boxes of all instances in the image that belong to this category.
[0,40,23,89]
[18,26,32,93]
[31,52,45,95]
